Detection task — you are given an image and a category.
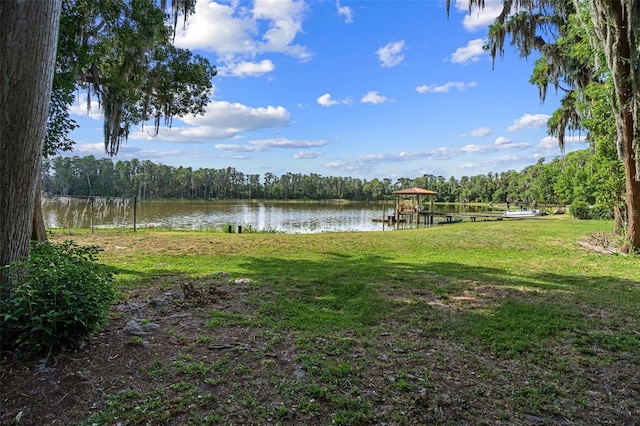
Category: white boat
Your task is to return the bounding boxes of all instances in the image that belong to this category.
[503,209,543,218]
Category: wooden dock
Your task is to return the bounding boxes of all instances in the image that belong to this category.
[374,210,543,226]
[397,211,512,225]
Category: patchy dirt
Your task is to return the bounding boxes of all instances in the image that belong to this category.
[1,273,639,425]
[577,232,625,254]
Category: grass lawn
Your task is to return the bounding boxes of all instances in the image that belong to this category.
[2,215,639,425]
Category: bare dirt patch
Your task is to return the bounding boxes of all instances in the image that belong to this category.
[577,232,625,254]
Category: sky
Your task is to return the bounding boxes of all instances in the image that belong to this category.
[67,0,587,181]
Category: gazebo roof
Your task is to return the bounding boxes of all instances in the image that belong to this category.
[393,187,438,195]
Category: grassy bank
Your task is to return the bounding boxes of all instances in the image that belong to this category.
[2,215,639,425]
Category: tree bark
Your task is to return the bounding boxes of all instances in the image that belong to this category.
[607,0,640,252]
[0,1,62,281]
[32,178,47,242]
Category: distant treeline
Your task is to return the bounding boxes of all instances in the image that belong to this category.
[42,149,611,205]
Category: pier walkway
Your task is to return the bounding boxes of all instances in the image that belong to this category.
[388,211,517,225]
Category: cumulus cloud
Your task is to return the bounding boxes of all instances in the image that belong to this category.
[376,40,405,68]
[130,100,291,142]
[453,0,504,32]
[451,39,487,64]
[538,134,586,150]
[494,136,512,145]
[538,136,559,149]
[337,1,353,24]
[173,2,255,54]
[361,91,388,104]
[317,93,350,107]
[174,0,311,70]
[226,59,275,77]
[68,96,103,120]
[253,0,310,59]
[215,138,328,152]
[507,113,551,132]
[416,81,477,93]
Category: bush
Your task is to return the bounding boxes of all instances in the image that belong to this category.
[1,240,115,356]
[590,204,615,220]
[570,201,614,220]
[570,201,591,219]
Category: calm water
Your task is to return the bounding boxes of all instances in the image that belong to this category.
[42,198,499,233]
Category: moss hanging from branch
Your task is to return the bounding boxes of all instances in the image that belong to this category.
[583,0,639,177]
[69,0,214,156]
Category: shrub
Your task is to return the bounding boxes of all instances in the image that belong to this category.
[570,201,614,220]
[1,240,115,356]
[590,204,615,220]
[570,201,591,219]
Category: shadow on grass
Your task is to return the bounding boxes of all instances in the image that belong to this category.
[108,252,640,357]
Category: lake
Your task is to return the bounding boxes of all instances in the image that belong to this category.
[42,198,501,233]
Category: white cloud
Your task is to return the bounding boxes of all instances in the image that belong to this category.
[507,113,551,132]
[416,81,477,93]
[453,0,504,32]
[68,96,102,120]
[487,154,525,166]
[294,150,323,159]
[538,134,586,149]
[376,40,405,68]
[174,0,311,67]
[494,136,512,145]
[73,142,107,154]
[253,0,310,59]
[461,138,529,152]
[336,1,353,24]
[68,143,192,161]
[173,2,255,55]
[226,59,275,77]
[130,100,291,142]
[538,136,559,149]
[451,38,487,64]
[317,93,350,107]
[459,163,478,169]
[216,138,328,152]
[361,91,388,104]
[326,148,454,172]
[461,144,493,153]
[462,127,492,137]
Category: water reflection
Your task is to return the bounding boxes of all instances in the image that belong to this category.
[42,199,499,234]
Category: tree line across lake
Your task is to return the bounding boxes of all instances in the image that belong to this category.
[43,148,620,206]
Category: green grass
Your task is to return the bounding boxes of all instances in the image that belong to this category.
[48,215,640,424]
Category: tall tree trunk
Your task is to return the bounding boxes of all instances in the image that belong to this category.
[589,0,640,252]
[0,1,62,282]
[32,178,47,242]
[621,122,640,252]
[610,1,640,252]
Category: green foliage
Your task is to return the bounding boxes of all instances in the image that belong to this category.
[47,0,217,157]
[0,241,115,356]
[570,201,613,220]
[570,201,591,219]
[590,204,615,220]
[44,151,623,206]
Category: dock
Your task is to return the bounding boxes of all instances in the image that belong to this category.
[376,210,533,225]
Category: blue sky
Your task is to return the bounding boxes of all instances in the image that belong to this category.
[68,0,586,180]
